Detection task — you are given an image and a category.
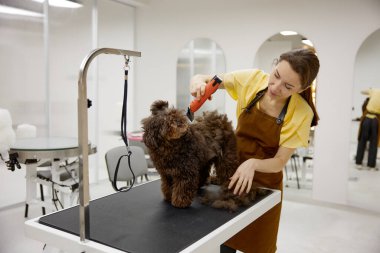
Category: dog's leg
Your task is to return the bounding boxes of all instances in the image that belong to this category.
[214,136,239,183]
[160,176,173,202]
[171,178,198,208]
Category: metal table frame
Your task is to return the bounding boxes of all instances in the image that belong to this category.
[77,48,141,241]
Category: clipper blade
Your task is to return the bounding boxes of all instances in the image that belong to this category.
[186,107,194,121]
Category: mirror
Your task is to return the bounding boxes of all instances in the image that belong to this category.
[176,38,226,115]
[349,28,380,212]
[253,31,317,193]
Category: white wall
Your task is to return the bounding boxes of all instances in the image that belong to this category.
[133,0,380,205]
[0,0,136,208]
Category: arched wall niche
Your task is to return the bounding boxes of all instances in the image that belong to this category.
[348,28,380,213]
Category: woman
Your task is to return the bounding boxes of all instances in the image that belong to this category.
[190,48,320,253]
[356,88,380,170]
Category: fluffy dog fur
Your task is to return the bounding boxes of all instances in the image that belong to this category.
[141,100,264,211]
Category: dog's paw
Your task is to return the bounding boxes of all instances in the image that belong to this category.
[171,201,192,208]
[171,196,192,208]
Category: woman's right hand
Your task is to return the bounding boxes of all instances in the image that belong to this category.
[190,74,212,100]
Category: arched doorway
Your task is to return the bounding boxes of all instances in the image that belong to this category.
[253,31,317,193]
[348,28,380,212]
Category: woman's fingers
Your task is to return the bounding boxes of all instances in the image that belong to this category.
[195,84,206,100]
[228,175,237,190]
[233,177,246,195]
[246,179,253,194]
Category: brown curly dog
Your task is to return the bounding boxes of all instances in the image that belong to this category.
[141,100,239,208]
[142,100,267,211]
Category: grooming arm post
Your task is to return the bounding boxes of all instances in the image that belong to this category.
[77,48,141,242]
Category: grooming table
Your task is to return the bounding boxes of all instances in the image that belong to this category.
[25,179,281,253]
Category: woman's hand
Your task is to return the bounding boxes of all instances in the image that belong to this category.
[190,74,212,100]
[228,158,257,195]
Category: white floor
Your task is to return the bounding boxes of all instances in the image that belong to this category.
[1,165,380,253]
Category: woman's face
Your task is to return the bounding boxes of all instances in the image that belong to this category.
[267,60,303,100]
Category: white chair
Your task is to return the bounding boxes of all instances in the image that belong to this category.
[16,124,37,139]
[105,145,149,191]
[0,108,15,166]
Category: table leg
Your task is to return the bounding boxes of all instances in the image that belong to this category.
[25,162,37,218]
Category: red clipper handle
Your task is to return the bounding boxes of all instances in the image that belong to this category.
[189,75,223,113]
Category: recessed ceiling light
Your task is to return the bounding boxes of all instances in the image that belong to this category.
[302,39,313,47]
[280,31,298,36]
[0,5,43,17]
[32,0,82,8]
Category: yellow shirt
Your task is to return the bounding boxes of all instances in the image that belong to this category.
[223,69,313,148]
[366,88,380,118]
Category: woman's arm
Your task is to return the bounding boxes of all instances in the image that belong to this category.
[228,146,295,195]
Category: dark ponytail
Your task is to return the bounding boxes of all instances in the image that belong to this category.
[299,86,319,127]
[280,48,320,126]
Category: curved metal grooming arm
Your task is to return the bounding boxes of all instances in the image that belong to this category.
[77,48,141,241]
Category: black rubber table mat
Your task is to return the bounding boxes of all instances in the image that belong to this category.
[39,180,272,253]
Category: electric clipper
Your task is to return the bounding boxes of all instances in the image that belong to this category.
[186,75,223,121]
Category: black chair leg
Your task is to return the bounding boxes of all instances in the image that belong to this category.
[291,157,300,189]
[284,165,289,187]
[24,204,29,218]
[40,184,46,215]
[294,161,300,189]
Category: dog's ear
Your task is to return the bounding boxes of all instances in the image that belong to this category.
[141,117,160,150]
[150,100,169,115]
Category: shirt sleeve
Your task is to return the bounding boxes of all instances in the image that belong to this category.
[224,69,269,118]
[280,94,313,148]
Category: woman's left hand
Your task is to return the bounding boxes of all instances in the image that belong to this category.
[228,158,257,195]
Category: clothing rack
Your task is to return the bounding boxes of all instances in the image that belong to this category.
[77,48,141,242]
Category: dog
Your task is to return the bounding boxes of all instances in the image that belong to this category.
[141,100,265,211]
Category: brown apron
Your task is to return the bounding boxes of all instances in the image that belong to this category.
[225,88,289,253]
[358,110,380,146]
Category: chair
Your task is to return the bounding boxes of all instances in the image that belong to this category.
[128,138,155,168]
[105,145,149,191]
[284,153,301,189]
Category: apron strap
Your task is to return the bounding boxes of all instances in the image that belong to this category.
[245,87,267,113]
[276,97,291,125]
[244,87,291,125]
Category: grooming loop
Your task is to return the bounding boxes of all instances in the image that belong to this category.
[77,48,141,242]
[124,55,130,70]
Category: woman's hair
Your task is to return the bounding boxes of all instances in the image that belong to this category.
[279,48,320,126]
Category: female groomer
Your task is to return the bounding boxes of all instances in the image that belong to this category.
[190,48,320,253]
